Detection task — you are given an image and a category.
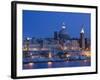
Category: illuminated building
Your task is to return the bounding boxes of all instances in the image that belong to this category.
[23,23,90,59]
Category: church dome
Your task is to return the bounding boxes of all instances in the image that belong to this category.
[59,23,70,40]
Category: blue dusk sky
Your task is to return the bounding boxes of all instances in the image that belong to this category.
[23,10,91,39]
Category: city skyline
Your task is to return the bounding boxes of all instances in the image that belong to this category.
[22,10,91,70]
[23,10,91,39]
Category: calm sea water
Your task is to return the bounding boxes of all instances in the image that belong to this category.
[23,60,90,69]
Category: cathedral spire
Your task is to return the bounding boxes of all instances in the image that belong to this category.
[80,25,85,50]
[81,28,84,33]
[80,25,84,33]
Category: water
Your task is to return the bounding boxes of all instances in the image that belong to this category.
[23,60,90,69]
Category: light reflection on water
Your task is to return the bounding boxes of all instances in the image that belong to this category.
[23,60,90,69]
[48,62,52,68]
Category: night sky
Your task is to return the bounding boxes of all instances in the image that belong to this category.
[23,10,91,39]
